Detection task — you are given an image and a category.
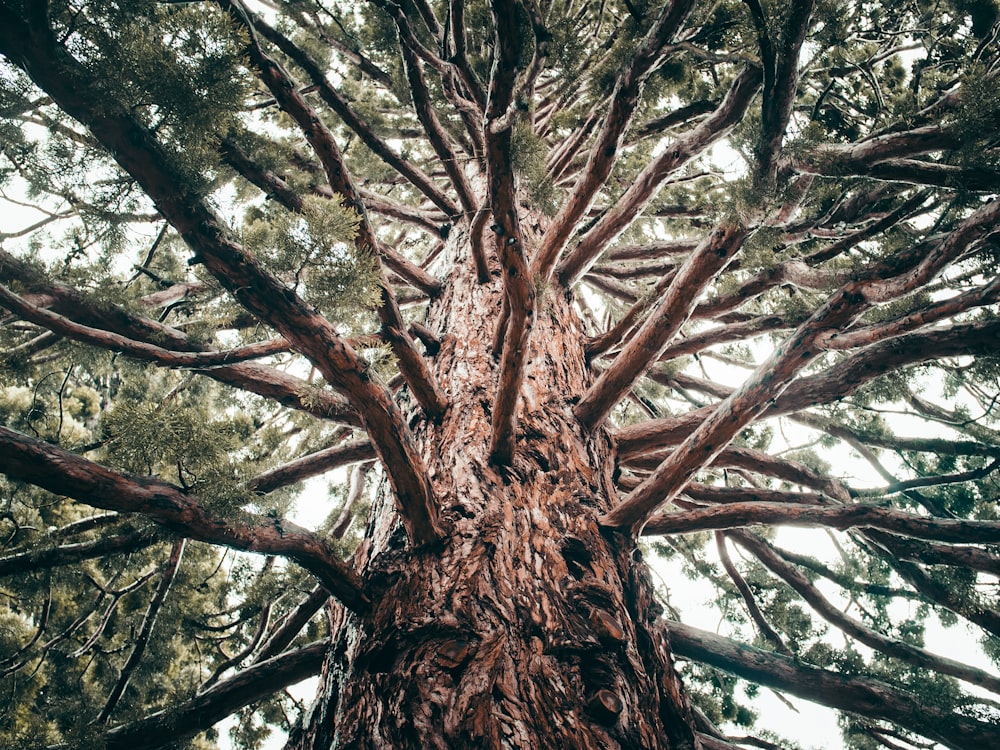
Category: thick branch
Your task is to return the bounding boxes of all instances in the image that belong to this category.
[0,282,292,366]
[0,248,360,425]
[644,501,1000,543]
[0,426,370,613]
[616,315,1000,463]
[97,641,328,750]
[665,620,1000,750]
[575,219,748,431]
[486,0,535,465]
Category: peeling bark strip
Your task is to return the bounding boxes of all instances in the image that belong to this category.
[0,8,441,546]
[0,426,369,613]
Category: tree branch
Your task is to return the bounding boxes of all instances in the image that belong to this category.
[557,65,762,286]
[220,0,449,423]
[96,641,328,750]
[729,529,1000,695]
[97,539,186,723]
[665,620,1000,750]
[485,0,535,465]
[531,0,698,281]
[644,501,1000,543]
[243,7,461,217]
[0,524,162,577]
[574,219,749,431]
[249,440,376,496]
[0,426,370,613]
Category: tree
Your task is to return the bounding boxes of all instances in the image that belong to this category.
[0,0,998,747]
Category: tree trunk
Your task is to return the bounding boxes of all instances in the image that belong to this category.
[287,224,699,749]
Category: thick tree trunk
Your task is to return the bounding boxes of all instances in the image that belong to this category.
[287,225,699,749]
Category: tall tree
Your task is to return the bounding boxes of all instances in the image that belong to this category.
[0,0,998,748]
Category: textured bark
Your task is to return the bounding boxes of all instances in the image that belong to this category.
[286,231,699,750]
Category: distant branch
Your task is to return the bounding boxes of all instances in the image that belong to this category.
[0,524,162,577]
[558,65,762,286]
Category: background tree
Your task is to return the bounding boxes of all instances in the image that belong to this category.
[0,0,999,748]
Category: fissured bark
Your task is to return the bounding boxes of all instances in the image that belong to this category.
[288,223,699,749]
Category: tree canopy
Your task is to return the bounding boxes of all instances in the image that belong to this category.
[0,0,999,749]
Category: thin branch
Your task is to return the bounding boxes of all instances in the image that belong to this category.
[0,282,293,366]
[370,0,479,215]
[644,501,1000,544]
[249,440,376,496]
[715,531,790,654]
[97,539,186,723]
[0,525,161,577]
[729,529,1000,695]
[244,10,461,217]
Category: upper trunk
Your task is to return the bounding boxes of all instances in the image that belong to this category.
[286,220,700,749]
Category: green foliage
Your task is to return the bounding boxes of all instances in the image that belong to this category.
[511,121,557,215]
[241,196,379,327]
